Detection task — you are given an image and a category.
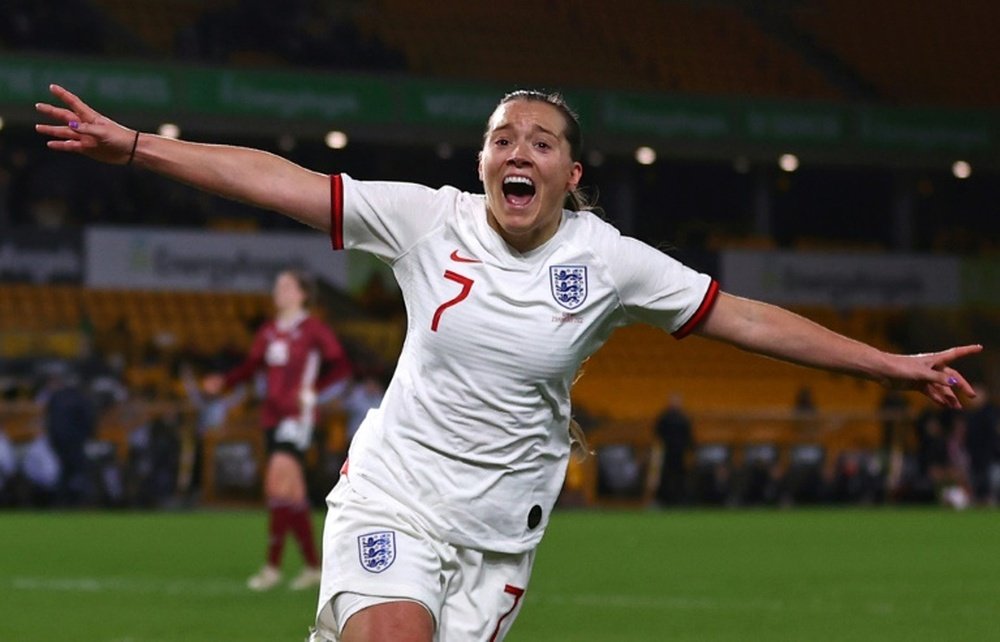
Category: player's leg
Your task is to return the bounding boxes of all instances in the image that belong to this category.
[339,599,433,642]
[265,447,322,589]
[248,449,295,591]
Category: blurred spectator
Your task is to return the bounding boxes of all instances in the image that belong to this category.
[779,444,827,505]
[794,385,817,416]
[38,368,96,506]
[878,389,911,498]
[689,444,732,505]
[653,393,693,505]
[792,384,821,434]
[126,401,182,508]
[85,356,130,413]
[20,431,61,506]
[597,443,642,498]
[181,363,247,499]
[733,443,781,506]
[831,449,883,504]
[0,427,16,503]
[914,407,969,507]
[964,382,999,505]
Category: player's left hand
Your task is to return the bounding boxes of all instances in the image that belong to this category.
[882,344,982,409]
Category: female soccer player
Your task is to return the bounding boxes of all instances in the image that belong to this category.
[203,269,352,592]
[36,84,981,641]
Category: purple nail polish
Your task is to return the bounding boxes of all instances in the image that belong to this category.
[69,121,79,130]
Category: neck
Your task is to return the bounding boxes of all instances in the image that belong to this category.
[276,308,305,324]
[485,206,561,254]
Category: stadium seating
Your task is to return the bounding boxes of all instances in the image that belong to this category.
[363,0,842,98]
[570,320,890,419]
[88,0,238,55]
[69,0,999,107]
[791,0,1000,107]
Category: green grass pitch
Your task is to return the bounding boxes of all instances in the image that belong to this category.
[1,508,997,641]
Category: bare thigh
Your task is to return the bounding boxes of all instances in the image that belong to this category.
[341,601,434,642]
[265,451,306,503]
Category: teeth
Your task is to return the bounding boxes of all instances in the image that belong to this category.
[503,176,534,187]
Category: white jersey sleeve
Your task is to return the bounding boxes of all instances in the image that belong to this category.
[585,214,718,338]
[331,173,457,262]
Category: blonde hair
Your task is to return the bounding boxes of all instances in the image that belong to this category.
[568,418,593,461]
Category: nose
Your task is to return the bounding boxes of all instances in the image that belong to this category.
[506,142,532,167]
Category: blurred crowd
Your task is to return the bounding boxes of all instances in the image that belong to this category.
[0,353,385,510]
[594,386,1000,511]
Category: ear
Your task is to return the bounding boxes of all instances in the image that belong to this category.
[477,151,485,182]
[566,161,583,191]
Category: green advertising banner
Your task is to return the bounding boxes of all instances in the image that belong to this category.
[2,54,997,164]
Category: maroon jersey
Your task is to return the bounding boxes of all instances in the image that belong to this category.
[224,314,351,429]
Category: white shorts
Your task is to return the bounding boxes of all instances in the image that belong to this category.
[273,416,314,451]
[312,475,535,642]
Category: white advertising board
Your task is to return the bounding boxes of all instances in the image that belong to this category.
[85,226,348,292]
[720,249,961,307]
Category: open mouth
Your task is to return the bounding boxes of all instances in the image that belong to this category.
[502,175,536,207]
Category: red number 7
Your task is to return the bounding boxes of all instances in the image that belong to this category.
[488,584,525,641]
[431,270,474,332]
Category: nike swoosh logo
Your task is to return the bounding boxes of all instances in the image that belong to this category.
[450,249,482,263]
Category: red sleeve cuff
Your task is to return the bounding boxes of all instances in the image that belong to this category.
[672,279,720,339]
[330,173,344,250]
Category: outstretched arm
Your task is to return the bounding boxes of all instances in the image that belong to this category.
[35,84,331,231]
[696,292,983,409]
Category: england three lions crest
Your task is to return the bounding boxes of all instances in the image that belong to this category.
[358,531,396,573]
[550,265,588,310]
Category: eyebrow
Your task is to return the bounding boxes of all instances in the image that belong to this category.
[491,122,562,139]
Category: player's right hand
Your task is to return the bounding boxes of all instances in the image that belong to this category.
[35,84,138,165]
[202,374,225,396]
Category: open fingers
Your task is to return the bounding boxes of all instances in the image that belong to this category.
[929,344,982,394]
[938,366,975,398]
[35,100,80,123]
[47,84,99,121]
[35,123,81,141]
[940,344,984,363]
[926,381,962,410]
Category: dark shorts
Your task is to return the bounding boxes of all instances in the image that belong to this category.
[265,428,307,466]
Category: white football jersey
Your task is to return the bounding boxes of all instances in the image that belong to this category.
[330,173,718,553]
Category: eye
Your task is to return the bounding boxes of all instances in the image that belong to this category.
[494,137,510,147]
[534,141,550,150]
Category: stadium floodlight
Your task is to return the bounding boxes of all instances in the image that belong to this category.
[158,123,181,139]
[952,160,972,179]
[325,130,348,150]
[778,153,799,172]
[635,146,656,165]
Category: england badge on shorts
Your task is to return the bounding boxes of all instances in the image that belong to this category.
[358,531,396,573]
[550,265,588,310]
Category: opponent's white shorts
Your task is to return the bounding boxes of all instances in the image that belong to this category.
[312,475,535,642]
[273,416,313,452]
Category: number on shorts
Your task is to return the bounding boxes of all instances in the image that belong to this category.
[488,584,525,642]
[431,270,474,332]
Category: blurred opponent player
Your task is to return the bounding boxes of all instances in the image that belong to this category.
[204,269,352,591]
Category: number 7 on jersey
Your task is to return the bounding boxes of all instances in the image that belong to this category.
[431,270,474,332]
